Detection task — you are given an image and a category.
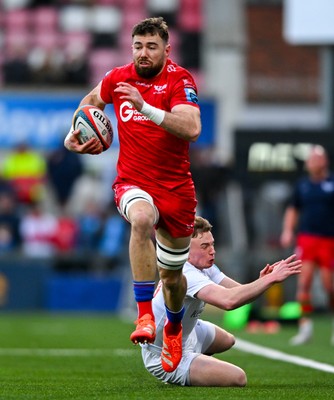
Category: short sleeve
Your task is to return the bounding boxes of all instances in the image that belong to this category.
[100,70,115,104]
[169,69,199,110]
[184,262,225,298]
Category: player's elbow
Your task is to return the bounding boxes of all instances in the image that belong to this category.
[186,114,201,142]
[223,298,240,311]
[186,123,201,142]
[188,129,201,142]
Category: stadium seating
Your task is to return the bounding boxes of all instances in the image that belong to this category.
[89,48,126,85]
[32,6,59,33]
[0,0,203,86]
[3,8,31,32]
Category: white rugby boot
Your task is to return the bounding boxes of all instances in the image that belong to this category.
[289,318,313,346]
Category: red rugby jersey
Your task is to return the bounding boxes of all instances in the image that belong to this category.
[100,59,200,191]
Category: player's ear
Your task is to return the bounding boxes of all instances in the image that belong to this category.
[165,43,171,57]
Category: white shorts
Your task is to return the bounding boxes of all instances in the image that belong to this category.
[141,320,216,386]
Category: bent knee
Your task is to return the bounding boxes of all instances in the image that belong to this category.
[233,369,247,387]
[130,211,155,234]
[238,371,247,387]
[228,332,236,348]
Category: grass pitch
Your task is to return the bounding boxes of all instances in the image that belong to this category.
[0,312,333,399]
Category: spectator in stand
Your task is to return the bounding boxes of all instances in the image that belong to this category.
[1,142,47,209]
[0,176,16,198]
[77,199,104,253]
[54,212,79,254]
[19,201,58,258]
[0,191,22,253]
[47,141,84,210]
[98,204,128,268]
[28,47,65,86]
[3,44,31,85]
[63,44,89,86]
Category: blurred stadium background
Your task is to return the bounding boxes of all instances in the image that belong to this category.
[0,0,333,318]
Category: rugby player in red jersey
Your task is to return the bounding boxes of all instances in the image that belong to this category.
[64,17,201,372]
[281,145,334,345]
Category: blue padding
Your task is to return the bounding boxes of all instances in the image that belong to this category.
[46,274,123,312]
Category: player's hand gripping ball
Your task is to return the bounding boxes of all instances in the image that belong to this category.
[73,105,113,151]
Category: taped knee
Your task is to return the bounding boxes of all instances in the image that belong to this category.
[119,188,159,223]
[156,239,189,270]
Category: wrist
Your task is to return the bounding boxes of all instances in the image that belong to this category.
[140,101,165,126]
[262,273,276,286]
[64,125,74,149]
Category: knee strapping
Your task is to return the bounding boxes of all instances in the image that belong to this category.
[156,239,189,270]
[119,188,159,223]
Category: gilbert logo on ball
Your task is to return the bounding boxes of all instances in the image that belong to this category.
[73,105,113,151]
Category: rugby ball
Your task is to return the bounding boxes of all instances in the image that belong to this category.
[73,105,113,151]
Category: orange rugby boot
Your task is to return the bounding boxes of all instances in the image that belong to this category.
[130,314,156,344]
[161,326,182,373]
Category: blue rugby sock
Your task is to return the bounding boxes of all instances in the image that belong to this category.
[165,305,184,335]
[133,281,155,319]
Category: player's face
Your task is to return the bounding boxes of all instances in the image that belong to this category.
[188,231,216,270]
[132,34,170,78]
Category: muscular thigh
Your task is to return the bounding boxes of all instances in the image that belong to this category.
[113,180,197,238]
[153,186,197,238]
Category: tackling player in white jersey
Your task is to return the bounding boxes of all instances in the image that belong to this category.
[141,216,302,386]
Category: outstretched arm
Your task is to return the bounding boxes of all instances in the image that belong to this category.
[197,254,302,310]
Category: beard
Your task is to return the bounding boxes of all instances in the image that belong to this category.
[134,59,165,79]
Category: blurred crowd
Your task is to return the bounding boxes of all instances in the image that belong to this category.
[0,141,129,271]
[0,141,229,272]
[0,0,202,88]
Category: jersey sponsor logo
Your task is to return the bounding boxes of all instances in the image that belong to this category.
[120,101,150,122]
[167,64,177,73]
[136,81,152,87]
[120,101,134,122]
[184,87,199,104]
[153,84,167,94]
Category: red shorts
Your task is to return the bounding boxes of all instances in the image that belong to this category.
[296,233,334,270]
[113,179,197,238]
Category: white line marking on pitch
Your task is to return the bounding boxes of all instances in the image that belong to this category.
[235,338,334,374]
[0,348,136,357]
[2,341,333,374]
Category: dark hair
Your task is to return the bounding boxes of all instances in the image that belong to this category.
[192,216,212,238]
[132,17,169,43]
